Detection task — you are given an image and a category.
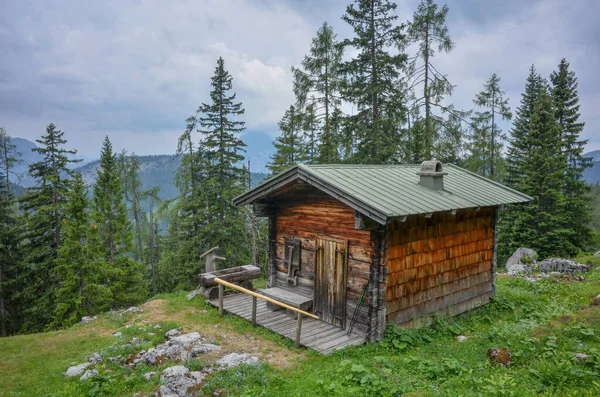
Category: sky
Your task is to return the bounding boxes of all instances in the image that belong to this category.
[0,0,598,159]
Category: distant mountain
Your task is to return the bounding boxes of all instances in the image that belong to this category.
[583,150,600,184]
[241,130,275,173]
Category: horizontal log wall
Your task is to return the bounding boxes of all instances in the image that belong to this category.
[386,208,495,325]
[268,184,374,334]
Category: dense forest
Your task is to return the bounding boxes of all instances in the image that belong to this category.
[0,0,594,337]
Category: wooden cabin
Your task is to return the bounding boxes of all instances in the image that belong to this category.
[234,161,531,341]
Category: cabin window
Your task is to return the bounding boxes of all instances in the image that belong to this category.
[284,238,301,282]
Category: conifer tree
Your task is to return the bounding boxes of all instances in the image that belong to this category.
[466,74,512,179]
[406,0,455,161]
[550,58,593,250]
[269,105,305,174]
[292,22,344,163]
[52,174,111,328]
[341,0,407,163]
[0,128,22,336]
[119,151,145,262]
[92,136,146,307]
[18,123,79,331]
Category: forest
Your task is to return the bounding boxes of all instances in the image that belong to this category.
[0,0,594,338]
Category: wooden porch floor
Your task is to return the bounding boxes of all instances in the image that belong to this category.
[209,293,365,355]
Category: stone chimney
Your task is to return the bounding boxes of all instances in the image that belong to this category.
[417,160,447,191]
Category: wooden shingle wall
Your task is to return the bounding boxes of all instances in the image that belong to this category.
[385,208,496,325]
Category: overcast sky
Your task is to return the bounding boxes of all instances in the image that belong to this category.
[1,0,598,158]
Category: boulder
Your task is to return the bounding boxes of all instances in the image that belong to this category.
[169,332,201,348]
[79,369,98,382]
[539,258,590,274]
[161,365,189,379]
[216,353,258,368]
[89,353,102,365]
[65,363,91,377]
[506,248,537,275]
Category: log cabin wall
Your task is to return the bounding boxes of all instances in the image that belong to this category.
[385,208,496,326]
[267,183,375,334]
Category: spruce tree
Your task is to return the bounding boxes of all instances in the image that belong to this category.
[292,22,344,163]
[406,0,455,161]
[0,128,22,336]
[18,123,79,331]
[466,73,512,179]
[269,105,305,174]
[52,174,111,328]
[340,0,407,163]
[92,136,146,307]
[119,151,145,262]
[550,59,593,250]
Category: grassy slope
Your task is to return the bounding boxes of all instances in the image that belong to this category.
[2,256,600,396]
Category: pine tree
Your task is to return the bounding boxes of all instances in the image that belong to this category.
[550,58,593,250]
[18,123,79,331]
[0,128,22,336]
[292,22,344,163]
[406,0,455,161]
[466,73,511,179]
[119,151,145,262]
[269,105,305,174]
[512,89,571,258]
[302,100,320,162]
[92,136,146,307]
[341,0,407,163]
[51,174,112,328]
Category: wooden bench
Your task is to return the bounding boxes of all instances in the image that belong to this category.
[259,287,313,318]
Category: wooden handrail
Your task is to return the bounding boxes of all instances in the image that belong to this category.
[214,277,318,319]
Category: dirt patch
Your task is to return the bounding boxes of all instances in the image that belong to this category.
[126,299,307,368]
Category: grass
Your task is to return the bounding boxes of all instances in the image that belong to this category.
[2,258,600,396]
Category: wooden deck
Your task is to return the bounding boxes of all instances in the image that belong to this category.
[209,292,365,355]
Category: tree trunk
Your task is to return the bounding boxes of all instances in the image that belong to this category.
[424,20,431,160]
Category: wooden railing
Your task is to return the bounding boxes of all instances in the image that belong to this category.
[214,277,318,348]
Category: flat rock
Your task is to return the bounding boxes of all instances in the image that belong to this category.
[165,329,181,338]
[506,248,537,275]
[65,362,91,377]
[216,353,258,368]
[191,344,221,356]
[79,369,98,381]
[169,332,201,347]
[161,365,190,379]
[539,258,590,274]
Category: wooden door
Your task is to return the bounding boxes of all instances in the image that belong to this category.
[314,237,348,328]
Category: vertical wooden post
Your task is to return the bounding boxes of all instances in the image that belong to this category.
[295,314,303,349]
[218,284,224,316]
[251,296,257,327]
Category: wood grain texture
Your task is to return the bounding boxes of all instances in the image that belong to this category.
[385,208,495,325]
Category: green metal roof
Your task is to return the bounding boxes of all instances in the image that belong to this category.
[234,163,532,225]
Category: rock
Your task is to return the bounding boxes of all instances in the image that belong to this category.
[118,306,143,317]
[165,329,181,338]
[154,324,162,329]
[595,250,600,258]
[189,371,206,382]
[487,348,512,367]
[574,353,590,360]
[165,344,188,361]
[506,248,537,275]
[65,362,91,377]
[191,344,221,356]
[216,353,259,368]
[113,332,123,338]
[169,332,201,347]
[79,369,98,381]
[89,353,103,364]
[592,294,600,306]
[139,349,162,366]
[187,289,202,300]
[81,315,97,324]
[144,371,157,380]
[539,258,590,274]
[456,335,467,342]
[161,365,190,379]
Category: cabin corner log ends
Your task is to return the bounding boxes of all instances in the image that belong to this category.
[214,277,318,349]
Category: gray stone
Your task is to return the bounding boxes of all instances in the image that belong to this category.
[139,349,163,366]
[165,329,181,338]
[154,324,162,329]
[161,365,190,379]
[79,369,98,381]
[81,315,97,324]
[191,344,221,356]
[112,331,123,338]
[165,344,188,361]
[187,289,202,300]
[169,332,201,347]
[144,371,157,380]
[539,258,590,274]
[574,353,590,360]
[216,353,258,368]
[595,250,600,258]
[65,362,91,377]
[89,353,103,364]
[118,306,143,317]
[189,371,206,382]
[506,248,537,275]
[456,335,467,342]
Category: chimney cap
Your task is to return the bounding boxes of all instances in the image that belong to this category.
[418,160,447,176]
